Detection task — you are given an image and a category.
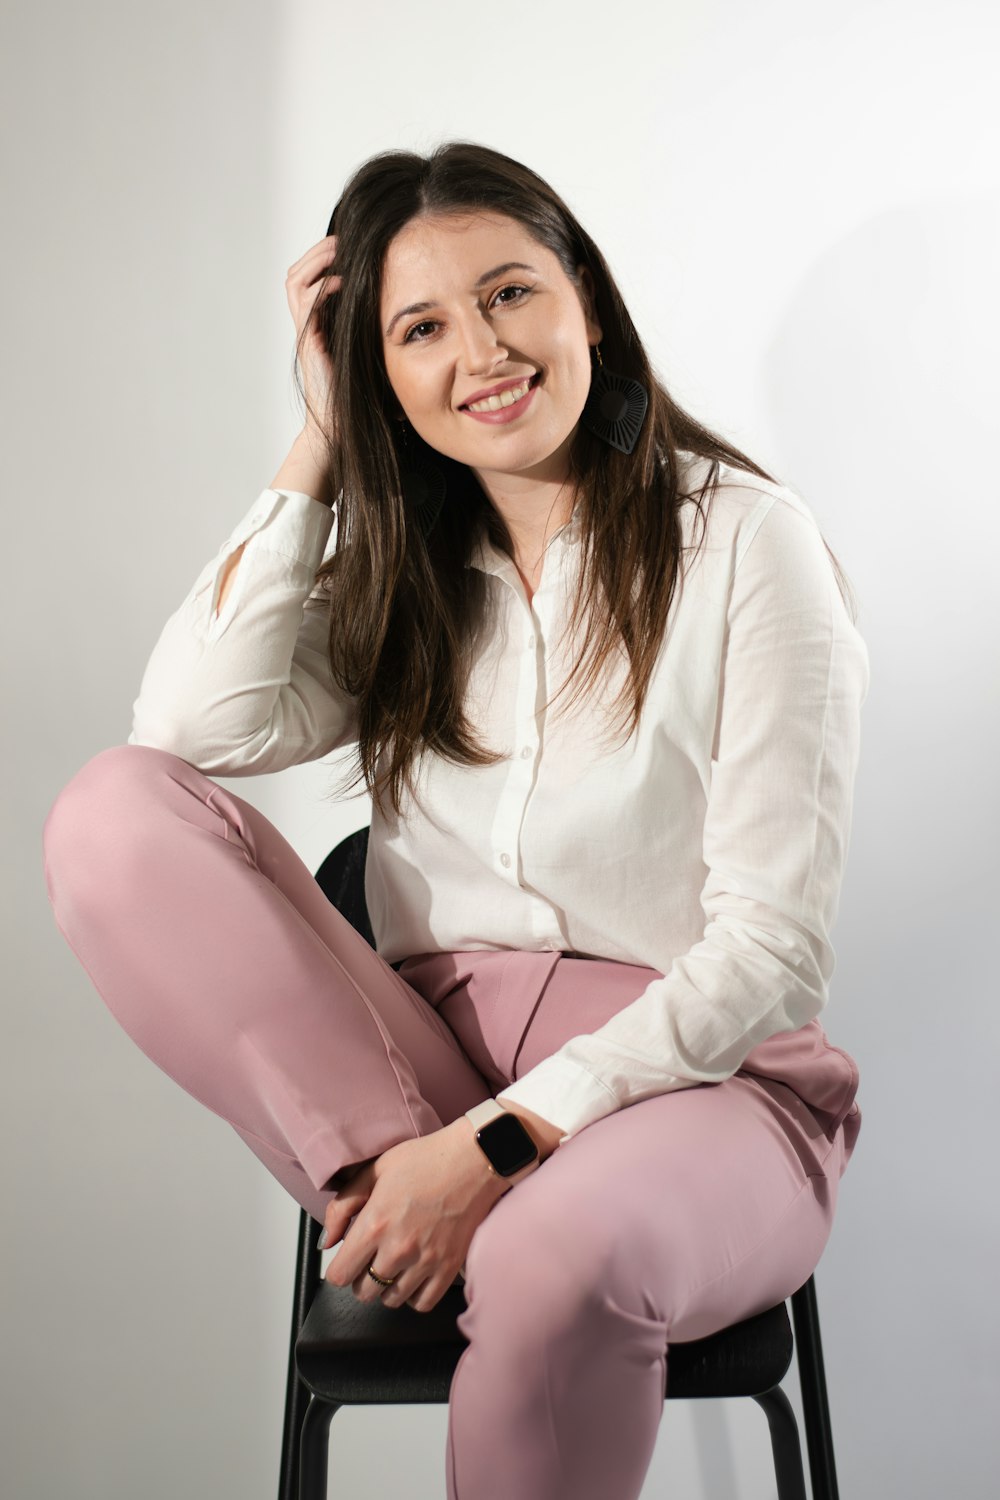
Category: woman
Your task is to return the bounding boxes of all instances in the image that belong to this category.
[42,141,870,1500]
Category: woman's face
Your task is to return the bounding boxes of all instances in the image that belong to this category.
[380,210,602,490]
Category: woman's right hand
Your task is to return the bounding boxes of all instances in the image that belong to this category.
[285,233,341,432]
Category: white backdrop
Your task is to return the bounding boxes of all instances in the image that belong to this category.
[5,1,998,1496]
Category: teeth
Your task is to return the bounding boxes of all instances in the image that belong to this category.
[467,378,532,412]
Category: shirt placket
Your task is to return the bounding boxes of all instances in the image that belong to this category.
[487,543,568,948]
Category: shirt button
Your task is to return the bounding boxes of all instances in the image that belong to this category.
[500,853,511,868]
[527,635,536,649]
[520,745,533,759]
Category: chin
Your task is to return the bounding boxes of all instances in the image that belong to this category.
[472,432,571,472]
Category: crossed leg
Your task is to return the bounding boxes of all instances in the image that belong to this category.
[41,744,495,1225]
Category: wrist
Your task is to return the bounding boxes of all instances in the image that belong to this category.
[457,1098,564,1198]
[270,426,334,507]
[446,1116,511,1198]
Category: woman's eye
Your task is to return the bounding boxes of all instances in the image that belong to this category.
[404,320,438,344]
[493,284,529,307]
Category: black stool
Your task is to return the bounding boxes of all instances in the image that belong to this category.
[276,827,841,1500]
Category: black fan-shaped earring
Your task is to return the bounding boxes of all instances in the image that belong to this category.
[580,343,649,455]
[396,417,446,538]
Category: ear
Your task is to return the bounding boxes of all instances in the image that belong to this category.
[576,265,603,345]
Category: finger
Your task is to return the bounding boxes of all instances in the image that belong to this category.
[299,263,341,297]
[325,1224,374,1288]
[303,273,341,313]
[355,1256,420,1306]
[286,234,337,275]
[384,1269,432,1310]
[398,1272,438,1312]
[338,1251,390,1298]
[364,1256,447,1312]
[324,1187,365,1224]
[287,240,340,284]
[354,1265,393,1303]
[292,271,341,334]
[290,276,341,330]
[320,1210,348,1252]
[322,1195,366,1252]
[413,1273,450,1314]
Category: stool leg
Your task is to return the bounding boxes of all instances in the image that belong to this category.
[298,1396,337,1500]
[791,1275,840,1500]
[278,1366,310,1500]
[753,1387,808,1500]
[279,1211,323,1500]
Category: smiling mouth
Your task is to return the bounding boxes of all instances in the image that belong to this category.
[461,372,541,412]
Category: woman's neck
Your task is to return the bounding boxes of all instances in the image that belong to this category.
[478,476,577,573]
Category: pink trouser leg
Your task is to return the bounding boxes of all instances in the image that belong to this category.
[443,960,858,1500]
[41,744,494,1224]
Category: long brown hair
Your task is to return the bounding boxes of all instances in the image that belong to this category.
[300,140,856,819]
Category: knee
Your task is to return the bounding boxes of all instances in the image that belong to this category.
[462,1185,620,1348]
[42,744,188,896]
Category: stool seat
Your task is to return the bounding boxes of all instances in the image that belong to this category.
[295,1278,795,1407]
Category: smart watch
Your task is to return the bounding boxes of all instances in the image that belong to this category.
[465,1098,540,1189]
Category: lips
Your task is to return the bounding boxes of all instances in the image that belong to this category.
[460,372,540,409]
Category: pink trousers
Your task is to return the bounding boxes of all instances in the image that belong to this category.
[42,744,861,1500]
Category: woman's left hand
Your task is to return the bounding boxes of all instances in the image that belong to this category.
[322,1119,506,1312]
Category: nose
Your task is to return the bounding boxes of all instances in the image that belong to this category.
[456,309,509,377]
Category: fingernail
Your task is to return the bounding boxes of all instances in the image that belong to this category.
[317,1228,330,1250]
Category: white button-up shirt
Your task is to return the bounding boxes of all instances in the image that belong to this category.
[128,450,871,1143]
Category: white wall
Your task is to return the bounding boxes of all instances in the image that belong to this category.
[6,0,997,1495]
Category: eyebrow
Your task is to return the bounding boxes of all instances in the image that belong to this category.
[384,262,538,338]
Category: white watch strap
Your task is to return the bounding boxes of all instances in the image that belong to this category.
[465,1098,510,1130]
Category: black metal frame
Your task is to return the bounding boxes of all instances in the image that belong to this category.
[275,828,842,1500]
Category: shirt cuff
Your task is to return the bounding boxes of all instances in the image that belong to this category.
[495,1056,622,1146]
[190,488,335,644]
[231,487,335,567]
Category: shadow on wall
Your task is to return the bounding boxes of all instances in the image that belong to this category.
[759,190,1000,1499]
[764,190,999,900]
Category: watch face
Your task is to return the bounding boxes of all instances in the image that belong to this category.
[478,1113,539,1176]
